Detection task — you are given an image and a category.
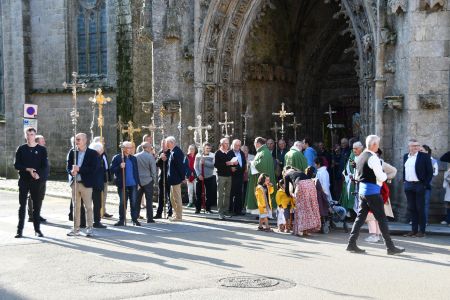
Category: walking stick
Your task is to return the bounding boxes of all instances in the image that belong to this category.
[201,154,206,213]
[121,146,127,226]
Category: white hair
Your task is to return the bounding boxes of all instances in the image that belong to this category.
[231,139,241,148]
[220,137,229,145]
[122,141,133,148]
[294,141,303,149]
[365,135,380,149]
[165,136,176,144]
[89,142,103,153]
[353,141,364,149]
[93,136,101,143]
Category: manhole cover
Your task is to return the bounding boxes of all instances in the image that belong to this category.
[88,272,149,284]
[219,276,280,288]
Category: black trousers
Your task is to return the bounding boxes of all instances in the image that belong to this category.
[18,179,43,232]
[229,174,244,214]
[348,193,395,250]
[156,178,172,216]
[137,182,154,221]
[27,181,46,218]
[195,176,217,211]
[92,188,103,224]
[404,181,426,233]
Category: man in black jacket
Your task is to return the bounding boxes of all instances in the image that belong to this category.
[155,140,172,218]
[403,139,433,237]
[66,133,98,237]
[166,136,185,221]
[229,139,247,215]
[14,127,48,238]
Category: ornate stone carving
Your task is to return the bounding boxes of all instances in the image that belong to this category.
[381,28,397,45]
[164,0,181,39]
[388,0,407,14]
[419,94,443,109]
[419,0,445,11]
[183,43,194,59]
[247,64,295,83]
[362,34,372,54]
[384,60,396,73]
[384,95,404,110]
[183,71,194,83]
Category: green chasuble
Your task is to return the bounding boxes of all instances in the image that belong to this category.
[339,151,356,209]
[284,146,308,172]
[245,144,278,211]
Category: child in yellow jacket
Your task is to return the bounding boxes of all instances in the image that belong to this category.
[255,173,274,232]
[276,179,295,232]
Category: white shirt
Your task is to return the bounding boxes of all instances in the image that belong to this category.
[316,166,332,203]
[404,152,419,182]
[365,150,387,186]
[431,156,438,177]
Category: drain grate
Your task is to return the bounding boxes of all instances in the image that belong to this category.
[219,276,280,289]
[88,272,149,284]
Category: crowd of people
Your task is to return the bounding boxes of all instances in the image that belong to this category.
[13,126,450,254]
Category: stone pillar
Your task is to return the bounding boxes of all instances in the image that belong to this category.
[390,1,450,222]
[1,0,28,178]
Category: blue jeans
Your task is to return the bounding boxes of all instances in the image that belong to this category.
[424,189,431,225]
[117,185,138,222]
[404,181,426,233]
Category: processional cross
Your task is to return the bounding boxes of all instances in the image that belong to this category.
[218,112,234,138]
[89,88,111,144]
[122,120,141,145]
[187,115,212,152]
[289,116,302,141]
[272,102,294,139]
[241,106,253,146]
[63,72,86,206]
[324,104,337,165]
[270,121,281,160]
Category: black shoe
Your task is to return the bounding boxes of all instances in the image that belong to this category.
[387,247,405,255]
[68,215,73,221]
[133,220,141,226]
[195,210,201,214]
[138,215,144,220]
[28,218,34,222]
[346,244,366,254]
[206,210,214,214]
[39,217,47,223]
[80,225,86,229]
[103,213,113,218]
[114,221,125,226]
[93,223,107,229]
[15,231,23,238]
[154,214,162,219]
[147,220,155,223]
[35,230,44,237]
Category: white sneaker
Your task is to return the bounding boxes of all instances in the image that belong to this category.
[440,221,448,225]
[85,228,94,237]
[365,235,380,243]
[67,230,80,237]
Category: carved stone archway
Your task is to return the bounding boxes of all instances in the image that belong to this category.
[196,0,377,144]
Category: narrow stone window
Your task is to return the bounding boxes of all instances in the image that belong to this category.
[77,0,107,76]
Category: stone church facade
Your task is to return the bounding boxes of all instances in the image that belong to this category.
[0,0,448,221]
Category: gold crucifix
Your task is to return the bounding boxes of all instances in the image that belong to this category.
[122,120,141,145]
[89,88,111,144]
[289,116,302,141]
[272,102,294,139]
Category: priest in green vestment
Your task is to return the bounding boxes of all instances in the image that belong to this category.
[245,137,278,212]
[339,141,364,211]
[284,141,308,172]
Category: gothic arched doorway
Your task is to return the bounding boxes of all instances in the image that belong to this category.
[196,0,375,146]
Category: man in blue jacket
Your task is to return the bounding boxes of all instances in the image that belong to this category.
[110,141,141,226]
[403,139,433,237]
[66,133,98,237]
[166,136,185,221]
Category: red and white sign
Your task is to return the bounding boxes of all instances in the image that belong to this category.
[23,104,38,118]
